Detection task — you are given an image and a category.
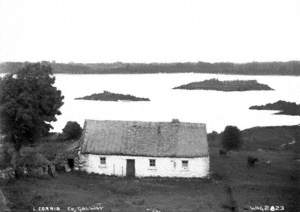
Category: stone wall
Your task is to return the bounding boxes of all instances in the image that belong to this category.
[0,167,15,184]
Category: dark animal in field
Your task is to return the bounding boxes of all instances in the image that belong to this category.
[247,156,259,167]
[219,149,227,155]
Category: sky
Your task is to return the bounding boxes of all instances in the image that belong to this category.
[0,0,299,63]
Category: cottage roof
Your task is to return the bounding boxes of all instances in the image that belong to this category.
[80,119,208,158]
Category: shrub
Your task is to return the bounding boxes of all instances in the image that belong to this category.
[62,121,82,140]
[37,142,66,161]
[221,126,242,151]
[208,131,219,142]
[18,148,50,168]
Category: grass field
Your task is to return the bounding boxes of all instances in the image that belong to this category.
[2,145,298,212]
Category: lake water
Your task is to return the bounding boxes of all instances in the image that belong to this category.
[51,73,300,133]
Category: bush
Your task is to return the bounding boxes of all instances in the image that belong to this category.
[208,131,219,142]
[18,148,50,168]
[221,126,242,151]
[37,142,66,161]
[62,121,82,140]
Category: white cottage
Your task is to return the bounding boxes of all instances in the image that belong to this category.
[79,119,209,178]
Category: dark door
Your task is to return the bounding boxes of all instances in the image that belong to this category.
[67,159,74,170]
[126,159,135,177]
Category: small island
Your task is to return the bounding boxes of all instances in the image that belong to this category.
[249,100,300,116]
[173,78,273,91]
[75,90,150,101]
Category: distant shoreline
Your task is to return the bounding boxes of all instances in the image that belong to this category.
[1,61,300,76]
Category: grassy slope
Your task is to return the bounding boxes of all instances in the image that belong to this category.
[210,149,298,211]
[3,173,226,212]
[1,126,300,212]
[3,149,298,212]
[209,125,300,152]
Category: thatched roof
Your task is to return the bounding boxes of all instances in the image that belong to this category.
[80,119,208,158]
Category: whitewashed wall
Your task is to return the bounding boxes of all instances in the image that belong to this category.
[79,154,209,178]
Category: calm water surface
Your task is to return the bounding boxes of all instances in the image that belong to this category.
[52,73,300,132]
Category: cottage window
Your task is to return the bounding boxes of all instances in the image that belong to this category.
[149,159,156,167]
[100,157,106,165]
[182,160,189,169]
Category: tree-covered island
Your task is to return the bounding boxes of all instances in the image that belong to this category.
[250,100,300,116]
[75,91,150,101]
[173,78,273,91]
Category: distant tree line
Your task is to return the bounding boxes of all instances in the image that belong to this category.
[1,61,300,75]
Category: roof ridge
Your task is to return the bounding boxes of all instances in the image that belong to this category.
[84,119,206,126]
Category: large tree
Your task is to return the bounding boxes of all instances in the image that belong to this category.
[221,125,242,151]
[0,62,64,151]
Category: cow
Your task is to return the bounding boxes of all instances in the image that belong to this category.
[219,149,227,156]
[247,156,259,167]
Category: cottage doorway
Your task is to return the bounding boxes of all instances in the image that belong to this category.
[67,159,74,170]
[126,159,135,177]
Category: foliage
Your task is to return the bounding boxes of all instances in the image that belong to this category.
[17,148,50,168]
[75,90,150,101]
[207,131,220,148]
[62,121,82,140]
[221,126,242,151]
[0,62,64,150]
[249,100,300,116]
